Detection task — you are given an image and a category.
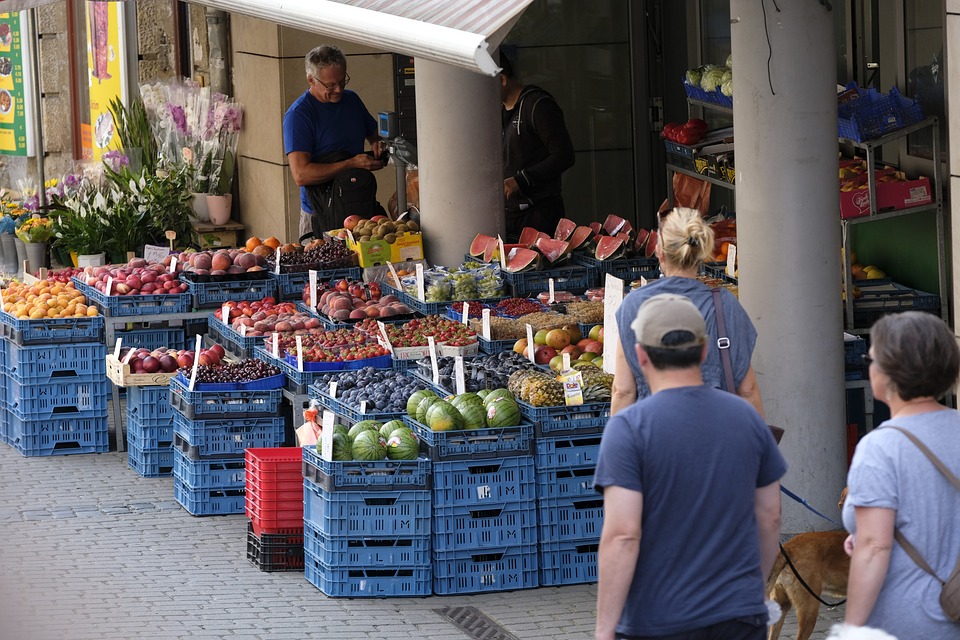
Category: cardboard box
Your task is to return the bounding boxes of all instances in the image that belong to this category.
[346,231,424,267]
[192,220,245,250]
[839,177,933,219]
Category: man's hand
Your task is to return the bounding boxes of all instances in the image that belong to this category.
[371,140,387,159]
[503,176,520,200]
[352,153,384,171]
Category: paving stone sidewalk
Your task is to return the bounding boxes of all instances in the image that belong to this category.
[0,444,844,640]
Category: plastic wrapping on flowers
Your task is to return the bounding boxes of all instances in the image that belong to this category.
[15,216,53,243]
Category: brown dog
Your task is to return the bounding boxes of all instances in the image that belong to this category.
[766,489,850,640]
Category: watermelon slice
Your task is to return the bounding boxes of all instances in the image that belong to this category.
[568,226,594,252]
[588,221,602,236]
[554,218,577,242]
[595,236,626,261]
[517,227,541,249]
[602,214,628,236]
[616,232,635,256]
[469,233,496,258]
[504,247,541,273]
[535,237,570,265]
[635,228,651,253]
[482,237,500,263]
[644,230,658,259]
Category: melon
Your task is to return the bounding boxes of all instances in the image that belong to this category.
[348,420,382,440]
[477,389,491,400]
[425,400,464,432]
[602,214,628,236]
[415,395,441,424]
[595,236,626,261]
[331,433,352,461]
[385,427,420,460]
[517,227,541,249]
[460,402,488,430]
[407,389,436,418]
[451,392,482,410]
[379,419,406,439]
[635,228,651,253]
[645,230,658,259]
[568,226,594,252]
[469,233,497,258]
[352,430,387,460]
[588,221,602,236]
[486,396,522,428]
[482,238,501,263]
[535,237,571,266]
[554,218,576,241]
[504,247,541,273]
[482,388,515,407]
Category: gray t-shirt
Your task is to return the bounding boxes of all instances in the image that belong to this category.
[843,410,960,638]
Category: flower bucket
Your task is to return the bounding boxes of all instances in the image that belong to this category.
[206,194,232,225]
[14,236,26,273]
[23,241,48,271]
[77,253,106,267]
[191,192,210,222]
[1,234,19,274]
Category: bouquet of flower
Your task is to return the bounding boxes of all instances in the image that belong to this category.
[16,216,53,243]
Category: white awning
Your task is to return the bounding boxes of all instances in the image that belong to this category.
[185,0,534,75]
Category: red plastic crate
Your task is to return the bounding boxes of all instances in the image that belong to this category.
[245,447,305,500]
[246,490,304,536]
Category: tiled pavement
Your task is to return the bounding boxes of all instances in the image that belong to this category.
[0,443,845,640]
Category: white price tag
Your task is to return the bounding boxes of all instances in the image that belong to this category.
[454,356,466,395]
[415,263,425,301]
[328,381,338,398]
[221,304,230,326]
[275,246,282,274]
[726,244,737,278]
[640,276,649,287]
[240,324,247,337]
[272,332,279,358]
[377,320,393,353]
[113,338,122,359]
[562,352,571,371]
[188,334,202,391]
[481,308,491,340]
[461,302,470,325]
[497,236,507,270]
[296,336,304,373]
[548,278,556,304]
[320,410,336,460]
[122,343,135,364]
[142,244,169,264]
[526,324,536,364]
[602,273,625,374]
[428,336,439,384]
[346,229,355,243]
[309,270,318,310]
[360,400,368,414]
[106,276,113,296]
[169,256,177,274]
[386,261,400,289]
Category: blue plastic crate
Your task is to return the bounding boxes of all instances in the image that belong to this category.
[536,465,597,500]
[172,415,285,458]
[478,336,516,355]
[5,377,109,421]
[0,310,104,346]
[302,446,431,492]
[403,416,535,462]
[205,320,249,358]
[0,402,8,446]
[116,326,187,352]
[252,347,325,395]
[571,254,659,282]
[431,456,536,507]
[501,265,597,297]
[516,400,610,436]
[71,277,193,316]
[173,449,247,490]
[853,281,940,327]
[126,385,175,425]
[303,479,432,538]
[535,434,603,470]
[837,84,903,142]
[845,369,864,381]
[538,496,605,543]
[432,500,538,552]
[269,266,362,301]
[303,521,431,567]
[169,376,282,420]
[432,544,539,595]
[8,412,108,456]
[173,477,246,516]
[127,442,174,478]
[539,538,599,586]
[304,549,432,598]
[683,79,733,109]
[844,334,867,366]
[311,388,408,424]
[187,278,278,309]
[891,86,924,127]
[2,342,105,384]
[126,414,174,450]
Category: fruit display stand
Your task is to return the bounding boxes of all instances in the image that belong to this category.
[268,266,361,302]
[182,273,278,309]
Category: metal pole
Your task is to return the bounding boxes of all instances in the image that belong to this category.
[28,7,44,208]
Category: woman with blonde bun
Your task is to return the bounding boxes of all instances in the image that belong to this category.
[610,207,763,415]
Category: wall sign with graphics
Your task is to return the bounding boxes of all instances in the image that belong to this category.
[82,0,125,161]
[0,12,31,156]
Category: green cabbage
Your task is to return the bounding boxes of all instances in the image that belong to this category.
[700,66,727,92]
[685,68,702,86]
[721,70,733,84]
[725,53,733,69]
[721,80,733,97]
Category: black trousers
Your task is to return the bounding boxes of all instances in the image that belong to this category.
[615,615,766,640]
[505,193,565,242]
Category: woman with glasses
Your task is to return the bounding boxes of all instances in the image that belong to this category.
[283,44,386,239]
[610,206,763,416]
[842,311,960,638]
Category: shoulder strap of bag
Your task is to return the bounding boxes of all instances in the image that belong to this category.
[710,287,736,393]
[885,425,960,583]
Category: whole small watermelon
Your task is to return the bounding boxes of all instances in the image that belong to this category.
[385,428,420,460]
[379,419,406,439]
[331,433,352,461]
[486,396,521,428]
[483,388,515,408]
[460,402,487,430]
[425,400,464,432]
[407,389,436,418]
[352,429,387,460]
[415,395,441,424]
[348,420,382,440]
[477,389,491,400]
[334,424,349,439]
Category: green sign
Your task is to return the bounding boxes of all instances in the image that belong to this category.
[0,13,28,156]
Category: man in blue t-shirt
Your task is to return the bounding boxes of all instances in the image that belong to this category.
[282,45,385,239]
[595,294,787,640]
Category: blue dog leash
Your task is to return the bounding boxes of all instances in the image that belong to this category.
[780,486,843,527]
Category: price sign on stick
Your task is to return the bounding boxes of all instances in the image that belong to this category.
[328,381,337,398]
[415,263,425,301]
[454,356,466,395]
[169,256,177,274]
[427,336,440,384]
[526,324,536,364]
[309,271,318,310]
[548,278,556,304]
[240,324,247,337]
[562,352,571,371]
[188,334,202,391]
[272,332,279,358]
[165,230,177,253]
[481,309,491,340]
[497,236,507,270]
[386,262,400,290]
[122,342,135,364]
[377,321,392,353]
[726,245,737,279]
[461,302,470,325]
[275,246,282,274]
[106,276,113,296]
[296,336,304,373]
[602,273,624,374]
[113,338,123,359]
[320,410,335,460]
[360,400,368,414]
[222,304,230,326]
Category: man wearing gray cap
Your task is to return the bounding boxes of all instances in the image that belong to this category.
[594,294,786,640]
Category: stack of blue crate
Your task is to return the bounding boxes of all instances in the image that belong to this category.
[302,445,433,597]
[404,413,540,594]
[524,403,610,587]
[169,375,285,516]
[1,335,108,457]
[126,385,176,477]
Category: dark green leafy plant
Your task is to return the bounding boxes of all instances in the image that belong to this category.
[109,97,157,175]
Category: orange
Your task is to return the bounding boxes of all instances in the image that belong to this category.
[245,237,262,252]
[263,237,281,250]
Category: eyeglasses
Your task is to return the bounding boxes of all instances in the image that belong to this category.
[862,353,874,368]
[314,74,350,92]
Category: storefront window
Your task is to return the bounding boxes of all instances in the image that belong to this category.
[904,0,946,162]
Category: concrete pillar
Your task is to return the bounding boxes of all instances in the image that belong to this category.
[730,1,847,532]
[414,59,504,266]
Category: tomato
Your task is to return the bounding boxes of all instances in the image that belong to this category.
[684,118,709,134]
[661,122,683,141]
[676,127,702,145]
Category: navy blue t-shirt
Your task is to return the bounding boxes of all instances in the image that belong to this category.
[282,90,378,213]
[595,385,787,637]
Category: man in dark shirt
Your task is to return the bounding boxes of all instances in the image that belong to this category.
[500,52,575,242]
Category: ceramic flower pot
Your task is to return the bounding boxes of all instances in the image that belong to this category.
[23,241,48,271]
[191,192,210,222]
[206,194,232,225]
